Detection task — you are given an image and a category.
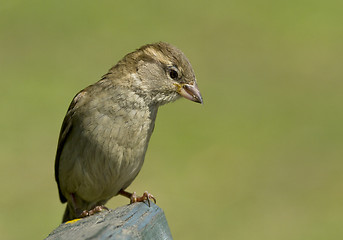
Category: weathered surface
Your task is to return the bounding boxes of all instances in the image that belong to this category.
[46,202,172,240]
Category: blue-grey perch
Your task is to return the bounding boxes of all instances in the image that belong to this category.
[45,202,172,240]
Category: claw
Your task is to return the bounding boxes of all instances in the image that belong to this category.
[119,189,156,206]
[142,191,156,207]
[79,205,109,218]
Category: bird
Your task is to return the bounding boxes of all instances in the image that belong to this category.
[54,42,203,223]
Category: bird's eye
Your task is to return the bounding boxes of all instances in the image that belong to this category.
[168,66,179,80]
[169,69,178,79]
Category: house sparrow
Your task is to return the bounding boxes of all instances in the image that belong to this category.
[55,42,203,223]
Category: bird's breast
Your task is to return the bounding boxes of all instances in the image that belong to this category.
[60,97,157,202]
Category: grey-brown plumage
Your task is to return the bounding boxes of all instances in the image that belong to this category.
[55,42,202,222]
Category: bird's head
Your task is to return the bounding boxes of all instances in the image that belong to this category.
[120,42,203,106]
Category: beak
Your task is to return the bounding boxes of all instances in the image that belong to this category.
[177,82,203,104]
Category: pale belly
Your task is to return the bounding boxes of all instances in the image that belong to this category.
[58,107,154,203]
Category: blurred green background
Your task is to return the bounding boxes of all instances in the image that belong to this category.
[1,0,342,239]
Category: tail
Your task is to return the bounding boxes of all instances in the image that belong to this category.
[62,203,76,223]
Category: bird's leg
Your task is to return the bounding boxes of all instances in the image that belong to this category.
[119,189,156,207]
[79,205,109,218]
[69,193,109,219]
[70,193,83,217]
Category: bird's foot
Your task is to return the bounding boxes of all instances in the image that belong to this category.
[131,191,156,206]
[79,205,109,218]
[119,190,156,207]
